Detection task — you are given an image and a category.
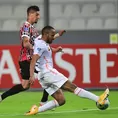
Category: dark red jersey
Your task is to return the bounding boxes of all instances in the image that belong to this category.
[19,21,39,61]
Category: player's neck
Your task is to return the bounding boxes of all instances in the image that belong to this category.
[27,19,34,25]
[41,37,48,43]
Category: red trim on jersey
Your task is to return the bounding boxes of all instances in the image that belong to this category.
[44,56,57,75]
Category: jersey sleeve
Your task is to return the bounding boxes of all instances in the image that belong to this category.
[33,41,46,56]
[21,24,31,39]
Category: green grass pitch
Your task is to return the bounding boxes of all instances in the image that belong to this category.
[0,91,118,118]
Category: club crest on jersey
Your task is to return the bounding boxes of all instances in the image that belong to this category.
[37,48,41,52]
[24,27,29,32]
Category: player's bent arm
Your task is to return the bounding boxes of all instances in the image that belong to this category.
[30,54,40,77]
[51,47,57,52]
[22,36,33,49]
[51,46,63,53]
[37,30,66,40]
[54,30,66,39]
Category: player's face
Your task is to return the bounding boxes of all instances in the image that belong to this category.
[30,11,40,23]
[47,29,56,44]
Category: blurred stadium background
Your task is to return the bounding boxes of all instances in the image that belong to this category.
[0,0,118,90]
[0,0,118,117]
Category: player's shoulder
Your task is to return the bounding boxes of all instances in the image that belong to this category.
[21,21,31,29]
[35,35,42,41]
[24,21,31,27]
[20,21,32,33]
[34,39,46,48]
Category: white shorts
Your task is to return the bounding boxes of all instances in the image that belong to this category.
[37,68,68,95]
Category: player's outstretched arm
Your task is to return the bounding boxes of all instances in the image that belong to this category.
[54,30,66,39]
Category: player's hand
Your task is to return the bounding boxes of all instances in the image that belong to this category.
[29,44,33,50]
[29,45,33,57]
[29,76,35,85]
[56,46,64,53]
[58,30,66,36]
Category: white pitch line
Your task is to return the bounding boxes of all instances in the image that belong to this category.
[39,107,118,115]
[0,107,118,117]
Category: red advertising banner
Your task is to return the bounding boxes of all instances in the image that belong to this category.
[0,45,118,89]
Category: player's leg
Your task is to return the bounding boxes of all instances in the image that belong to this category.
[34,70,49,106]
[38,73,67,112]
[25,71,67,115]
[0,81,30,101]
[39,89,49,106]
[61,80,109,104]
[26,89,64,115]
[38,89,64,112]
[0,61,30,102]
[0,84,26,102]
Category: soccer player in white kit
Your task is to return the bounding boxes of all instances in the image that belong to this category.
[26,26,109,115]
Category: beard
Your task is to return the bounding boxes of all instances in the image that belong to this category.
[34,21,37,24]
[47,40,52,44]
[34,19,39,24]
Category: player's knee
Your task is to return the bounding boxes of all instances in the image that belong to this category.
[22,80,30,90]
[62,81,77,93]
[22,84,30,90]
[58,99,66,106]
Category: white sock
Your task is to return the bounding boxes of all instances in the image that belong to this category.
[74,87,99,102]
[38,100,59,112]
[0,95,2,102]
[40,101,48,106]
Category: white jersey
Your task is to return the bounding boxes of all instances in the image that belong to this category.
[33,38,53,74]
[34,37,68,95]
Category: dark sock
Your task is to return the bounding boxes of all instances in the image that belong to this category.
[1,84,27,100]
[40,89,49,102]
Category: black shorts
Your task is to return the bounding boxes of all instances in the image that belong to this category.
[19,61,30,80]
[19,60,39,80]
